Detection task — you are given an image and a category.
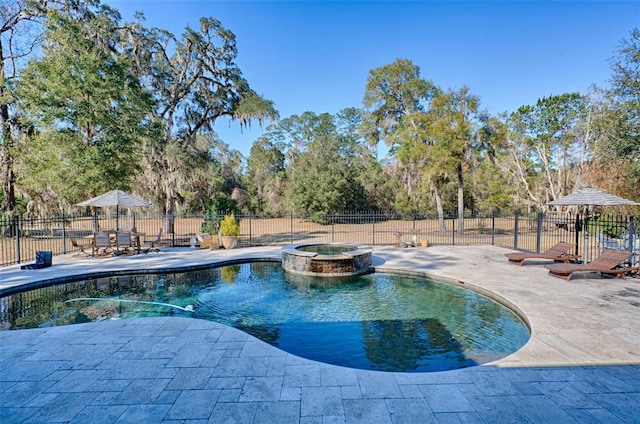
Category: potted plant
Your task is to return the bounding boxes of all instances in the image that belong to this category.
[199,210,221,249]
[220,214,240,249]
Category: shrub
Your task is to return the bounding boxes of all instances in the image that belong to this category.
[220,214,240,236]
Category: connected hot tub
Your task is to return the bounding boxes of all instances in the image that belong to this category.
[281,243,373,277]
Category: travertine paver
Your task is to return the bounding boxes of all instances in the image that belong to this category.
[1,245,639,423]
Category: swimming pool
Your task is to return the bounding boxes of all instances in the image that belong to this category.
[0,262,529,372]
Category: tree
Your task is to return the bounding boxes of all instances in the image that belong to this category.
[267,111,369,216]
[506,93,589,210]
[362,59,437,152]
[121,16,277,231]
[0,0,47,213]
[425,86,480,232]
[608,28,640,155]
[15,9,155,211]
[589,28,640,198]
[471,114,515,213]
[1,0,120,213]
[244,136,286,214]
[362,59,441,216]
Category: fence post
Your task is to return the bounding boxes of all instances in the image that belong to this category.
[491,212,496,246]
[248,212,252,247]
[574,214,581,258]
[628,216,637,267]
[14,215,21,264]
[514,212,519,250]
[331,214,335,242]
[61,212,67,255]
[171,215,175,247]
[452,214,455,245]
[372,214,375,246]
[536,212,543,253]
[290,212,294,244]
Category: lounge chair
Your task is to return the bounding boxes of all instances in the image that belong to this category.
[92,232,112,256]
[114,231,134,255]
[505,242,577,265]
[69,232,91,257]
[545,250,636,280]
[143,228,162,253]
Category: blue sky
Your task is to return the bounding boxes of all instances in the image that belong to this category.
[104,1,639,158]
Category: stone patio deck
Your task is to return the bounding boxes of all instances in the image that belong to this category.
[1,245,639,423]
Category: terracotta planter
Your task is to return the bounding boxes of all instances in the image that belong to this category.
[221,235,238,249]
[421,240,429,248]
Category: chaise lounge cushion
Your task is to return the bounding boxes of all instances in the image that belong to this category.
[505,242,576,265]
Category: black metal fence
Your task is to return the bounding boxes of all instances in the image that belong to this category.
[1,211,638,268]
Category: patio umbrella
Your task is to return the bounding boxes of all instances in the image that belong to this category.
[77,190,153,231]
[547,188,639,263]
[547,188,639,207]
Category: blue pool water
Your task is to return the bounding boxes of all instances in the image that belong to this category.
[295,244,354,255]
[0,262,529,372]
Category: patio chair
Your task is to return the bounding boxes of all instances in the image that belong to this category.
[505,242,577,265]
[92,232,113,257]
[143,228,162,253]
[69,232,91,257]
[544,250,636,280]
[114,231,134,255]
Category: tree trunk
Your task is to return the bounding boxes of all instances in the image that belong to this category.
[164,194,175,235]
[0,101,15,213]
[434,187,446,233]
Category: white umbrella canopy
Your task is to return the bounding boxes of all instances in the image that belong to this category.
[547,188,639,263]
[77,190,153,231]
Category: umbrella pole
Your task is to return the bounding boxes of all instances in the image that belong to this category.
[583,207,589,264]
[116,205,119,231]
[574,214,580,258]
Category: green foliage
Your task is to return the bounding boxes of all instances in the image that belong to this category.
[308,213,329,225]
[7,4,638,219]
[471,162,515,213]
[220,214,240,236]
[271,111,370,215]
[608,28,640,152]
[200,214,219,235]
[507,93,589,209]
[121,14,276,216]
[591,28,640,195]
[393,189,419,218]
[14,10,155,209]
[362,58,438,150]
[244,136,286,214]
[483,193,514,213]
[476,221,487,234]
[206,192,238,215]
[233,94,279,129]
[590,215,625,239]
[201,192,238,233]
